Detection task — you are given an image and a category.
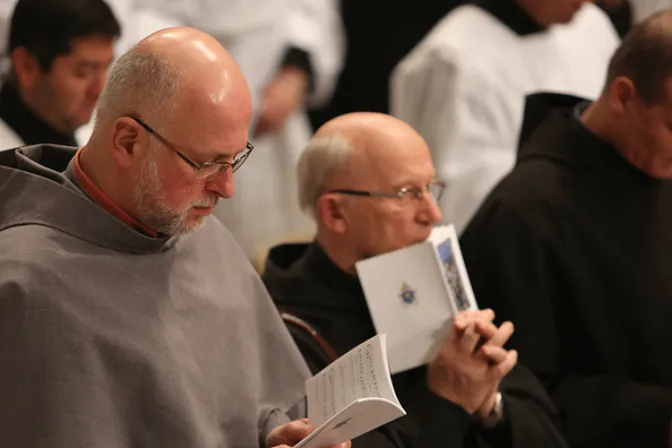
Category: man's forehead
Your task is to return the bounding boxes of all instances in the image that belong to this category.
[353,148,434,187]
[65,36,115,58]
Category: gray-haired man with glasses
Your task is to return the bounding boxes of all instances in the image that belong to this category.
[262,112,569,448]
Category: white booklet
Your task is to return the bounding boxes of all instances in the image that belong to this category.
[295,334,406,448]
[355,224,478,374]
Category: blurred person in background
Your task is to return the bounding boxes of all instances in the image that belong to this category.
[0,0,120,150]
[391,0,620,236]
[460,11,672,447]
[308,0,464,130]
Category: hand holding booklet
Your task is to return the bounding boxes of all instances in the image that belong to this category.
[295,334,405,448]
[355,224,479,374]
[296,224,478,446]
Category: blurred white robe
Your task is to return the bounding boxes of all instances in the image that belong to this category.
[391,3,619,234]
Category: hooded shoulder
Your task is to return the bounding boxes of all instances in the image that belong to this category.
[263,242,315,305]
[0,145,173,254]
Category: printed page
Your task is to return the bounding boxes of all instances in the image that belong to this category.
[295,335,405,448]
[356,242,455,357]
[386,324,452,374]
[306,334,400,427]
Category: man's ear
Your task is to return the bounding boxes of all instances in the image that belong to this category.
[608,76,638,115]
[11,47,42,92]
[111,117,143,170]
[317,193,348,235]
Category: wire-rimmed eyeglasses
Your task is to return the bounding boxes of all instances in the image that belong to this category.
[130,116,254,177]
[328,180,446,203]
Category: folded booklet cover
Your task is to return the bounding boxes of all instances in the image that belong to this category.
[295,334,405,448]
[355,224,479,374]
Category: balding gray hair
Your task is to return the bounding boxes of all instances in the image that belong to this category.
[95,50,183,132]
[297,132,354,219]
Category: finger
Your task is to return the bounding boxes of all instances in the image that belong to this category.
[479,321,515,348]
[453,314,469,332]
[269,420,315,446]
[454,309,493,331]
[480,344,509,363]
[473,320,499,340]
[479,308,496,322]
[488,350,518,380]
[458,322,481,353]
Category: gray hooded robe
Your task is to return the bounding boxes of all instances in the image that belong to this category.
[0,145,311,447]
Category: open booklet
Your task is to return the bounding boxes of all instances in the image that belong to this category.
[354,224,479,374]
[295,334,406,448]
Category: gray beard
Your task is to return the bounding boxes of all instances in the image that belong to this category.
[133,150,216,236]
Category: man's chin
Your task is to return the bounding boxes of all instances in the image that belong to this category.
[184,214,209,231]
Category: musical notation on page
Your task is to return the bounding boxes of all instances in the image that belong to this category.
[295,335,405,448]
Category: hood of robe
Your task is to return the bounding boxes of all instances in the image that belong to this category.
[0,144,177,254]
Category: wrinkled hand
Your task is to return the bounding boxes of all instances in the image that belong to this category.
[427,309,517,415]
[266,418,351,448]
[254,66,308,136]
[470,316,516,421]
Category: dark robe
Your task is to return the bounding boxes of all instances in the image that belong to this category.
[598,1,633,38]
[263,242,569,448]
[460,92,672,448]
[0,81,77,147]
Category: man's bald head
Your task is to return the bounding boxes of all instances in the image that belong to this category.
[298,112,442,271]
[298,112,433,217]
[95,27,251,140]
[314,112,429,168]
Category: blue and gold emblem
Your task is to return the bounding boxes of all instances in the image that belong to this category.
[399,282,417,305]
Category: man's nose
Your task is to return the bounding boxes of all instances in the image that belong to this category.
[205,167,235,199]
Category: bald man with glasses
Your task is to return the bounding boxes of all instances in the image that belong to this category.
[262,112,570,448]
[0,27,354,448]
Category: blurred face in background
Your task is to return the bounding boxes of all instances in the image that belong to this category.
[13,35,115,134]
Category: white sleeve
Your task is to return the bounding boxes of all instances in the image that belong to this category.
[284,0,345,107]
[391,48,521,234]
[0,0,16,76]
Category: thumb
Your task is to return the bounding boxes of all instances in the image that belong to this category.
[283,420,315,441]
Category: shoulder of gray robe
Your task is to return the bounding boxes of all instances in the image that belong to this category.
[0,145,311,448]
